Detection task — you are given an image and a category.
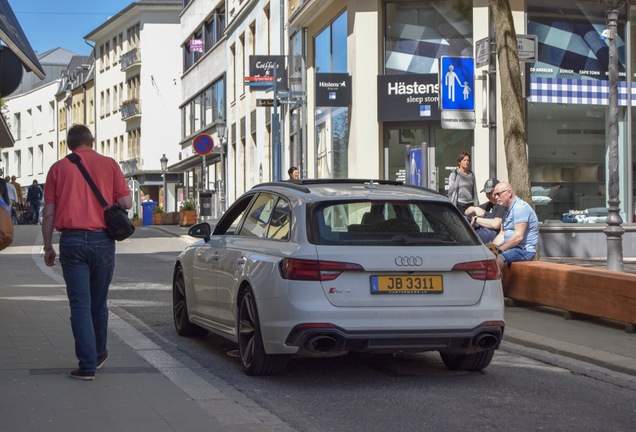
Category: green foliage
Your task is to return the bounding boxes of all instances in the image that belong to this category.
[153,205,164,214]
[179,201,195,211]
[132,212,139,220]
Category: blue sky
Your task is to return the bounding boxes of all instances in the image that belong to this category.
[8,0,135,56]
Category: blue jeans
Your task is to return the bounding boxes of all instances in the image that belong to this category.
[59,230,115,373]
[501,247,535,264]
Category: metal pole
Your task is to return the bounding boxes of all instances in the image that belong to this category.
[488,8,497,178]
[221,139,226,213]
[604,4,625,272]
[272,67,282,181]
[162,171,167,213]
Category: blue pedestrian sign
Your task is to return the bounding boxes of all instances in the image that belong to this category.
[439,56,475,111]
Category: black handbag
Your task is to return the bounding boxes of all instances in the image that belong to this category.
[66,153,135,241]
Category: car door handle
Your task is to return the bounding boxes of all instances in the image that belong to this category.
[237,256,246,266]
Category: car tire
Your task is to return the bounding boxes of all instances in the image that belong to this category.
[439,349,495,371]
[173,265,207,337]
[238,289,288,376]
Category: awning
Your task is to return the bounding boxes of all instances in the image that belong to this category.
[0,0,45,80]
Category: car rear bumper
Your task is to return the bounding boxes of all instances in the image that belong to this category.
[283,322,504,356]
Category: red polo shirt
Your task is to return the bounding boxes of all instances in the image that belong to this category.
[44,147,130,231]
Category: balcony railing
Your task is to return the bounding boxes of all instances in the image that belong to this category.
[120,158,142,177]
[121,48,141,71]
[121,98,141,120]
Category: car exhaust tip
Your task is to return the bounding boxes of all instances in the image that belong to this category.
[306,335,338,352]
[474,333,498,350]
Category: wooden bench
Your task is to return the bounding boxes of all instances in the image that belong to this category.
[502,261,636,333]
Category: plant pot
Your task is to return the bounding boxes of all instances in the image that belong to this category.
[132,219,142,227]
[161,212,179,225]
[180,210,197,227]
[153,213,163,225]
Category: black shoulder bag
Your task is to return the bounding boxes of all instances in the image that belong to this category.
[66,153,135,241]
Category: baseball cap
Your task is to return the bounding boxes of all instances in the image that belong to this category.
[481,178,499,193]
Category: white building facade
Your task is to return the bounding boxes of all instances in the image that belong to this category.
[174,0,227,218]
[85,0,183,213]
[3,80,60,193]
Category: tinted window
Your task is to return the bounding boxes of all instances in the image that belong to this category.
[239,193,277,238]
[312,200,478,246]
[266,198,291,241]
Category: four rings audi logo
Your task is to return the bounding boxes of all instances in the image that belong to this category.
[395,256,423,266]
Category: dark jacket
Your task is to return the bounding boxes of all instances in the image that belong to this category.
[27,185,42,204]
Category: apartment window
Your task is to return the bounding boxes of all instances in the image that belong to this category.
[15,150,21,177]
[264,5,270,54]
[26,109,32,137]
[105,41,111,68]
[113,85,118,113]
[106,89,111,114]
[182,77,225,139]
[36,105,42,135]
[112,36,119,65]
[183,102,192,137]
[100,91,105,117]
[194,95,202,132]
[239,34,245,96]
[204,7,226,49]
[127,128,141,159]
[13,113,21,140]
[38,144,44,174]
[2,151,8,176]
[100,44,105,70]
[230,44,236,101]
[28,147,33,176]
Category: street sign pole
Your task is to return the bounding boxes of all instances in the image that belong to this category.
[272,67,281,182]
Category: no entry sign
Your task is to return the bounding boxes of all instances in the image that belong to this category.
[192,133,214,155]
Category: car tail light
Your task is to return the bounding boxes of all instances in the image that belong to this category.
[452,260,500,280]
[280,258,364,281]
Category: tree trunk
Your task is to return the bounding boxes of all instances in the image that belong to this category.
[489,0,532,204]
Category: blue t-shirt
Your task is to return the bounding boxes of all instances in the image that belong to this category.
[502,197,539,252]
[0,195,10,214]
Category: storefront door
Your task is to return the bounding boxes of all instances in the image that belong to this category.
[385,125,473,195]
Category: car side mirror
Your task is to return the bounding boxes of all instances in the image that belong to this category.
[188,222,211,242]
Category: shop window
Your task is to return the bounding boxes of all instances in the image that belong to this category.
[314,11,349,178]
[384,1,472,75]
[527,1,630,224]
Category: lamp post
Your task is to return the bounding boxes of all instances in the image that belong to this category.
[215,118,227,213]
[160,154,168,212]
[603,0,626,272]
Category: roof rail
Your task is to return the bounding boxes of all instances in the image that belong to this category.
[289,178,404,186]
[251,179,441,195]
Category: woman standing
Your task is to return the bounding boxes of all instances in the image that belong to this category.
[447,151,478,214]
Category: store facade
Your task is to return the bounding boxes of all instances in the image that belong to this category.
[288,0,636,257]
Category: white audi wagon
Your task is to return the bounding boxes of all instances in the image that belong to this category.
[172,179,504,375]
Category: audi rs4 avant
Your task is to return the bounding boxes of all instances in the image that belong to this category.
[172,179,504,375]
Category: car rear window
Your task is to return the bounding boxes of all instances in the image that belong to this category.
[310,200,479,246]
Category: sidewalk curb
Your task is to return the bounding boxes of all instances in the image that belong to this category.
[504,327,636,377]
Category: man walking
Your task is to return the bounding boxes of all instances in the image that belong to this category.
[491,182,539,270]
[10,176,23,204]
[26,180,42,224]
[42,124,131,380]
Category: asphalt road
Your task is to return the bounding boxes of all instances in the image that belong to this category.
[96,227,636,432]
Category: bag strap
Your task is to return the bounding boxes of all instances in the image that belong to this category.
[66,153,109,209]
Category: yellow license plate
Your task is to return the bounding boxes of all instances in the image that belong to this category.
[370,275,443,294]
